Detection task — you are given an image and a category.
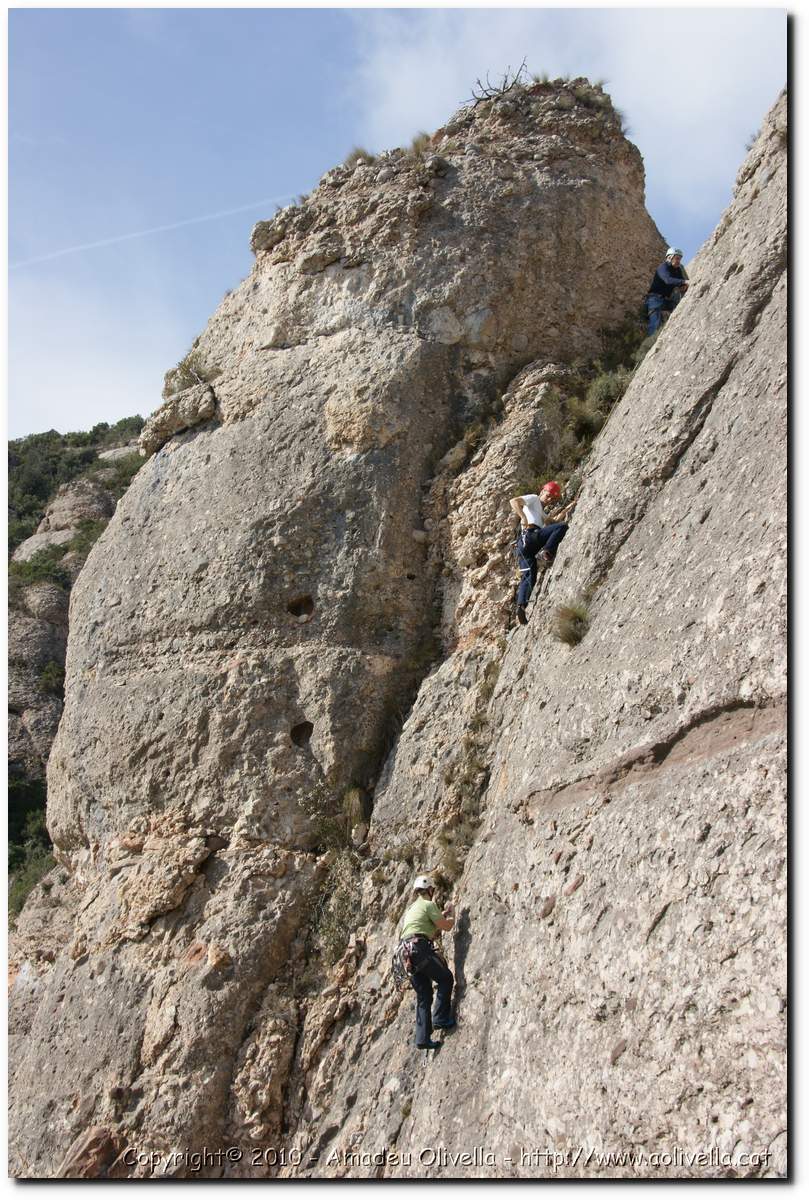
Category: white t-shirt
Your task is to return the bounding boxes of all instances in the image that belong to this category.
[520,494,546,527]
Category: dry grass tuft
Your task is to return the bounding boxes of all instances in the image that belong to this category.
[344,146,376,167]
[407,131,432,159]
[553,599,590,646]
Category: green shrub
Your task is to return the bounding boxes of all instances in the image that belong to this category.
[68,518,108,558]
[8,546,70,592]
[8,843,55,922]
[98,452,143,500]
[553,599,590,646]
[299,784,348,851]
[8,774,48,868]
[8,803,54,923]
[86,416,144,447]
[595,318,647,372]
[299,783,367,851]
[585,366,633,413]
[313,852,358,966]
[8,516,38,553]
[7,417,144,555]
[568,396,605,440]
[39,660,65,698]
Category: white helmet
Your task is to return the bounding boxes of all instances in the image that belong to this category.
[412,875,433,892]
[666,246,684,259]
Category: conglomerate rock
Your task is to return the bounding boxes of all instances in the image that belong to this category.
[271,87,787,1182]
[8,82,786,1179]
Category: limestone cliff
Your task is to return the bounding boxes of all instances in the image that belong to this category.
[8,81,786,1179]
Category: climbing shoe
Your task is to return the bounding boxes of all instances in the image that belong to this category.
[417,1040,442,1051]
[516,605,528,625]
[432,1019,456,1030]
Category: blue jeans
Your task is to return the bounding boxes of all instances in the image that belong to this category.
[409,939,454,1045]
[515,524,568,607]
[646,292,680,336]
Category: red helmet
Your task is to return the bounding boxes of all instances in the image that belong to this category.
[542,480,562,500]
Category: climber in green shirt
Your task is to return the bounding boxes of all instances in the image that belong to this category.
[398,875,455,1050]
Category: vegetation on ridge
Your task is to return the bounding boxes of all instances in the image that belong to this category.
[8,414,145,923]
[8,416,144,554]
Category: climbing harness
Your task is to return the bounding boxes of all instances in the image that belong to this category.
[392,936,450,989]
[392,936,419,989]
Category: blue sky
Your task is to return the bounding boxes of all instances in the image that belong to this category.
[7,5,788,439]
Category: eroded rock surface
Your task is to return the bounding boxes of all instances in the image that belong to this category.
[8,83,786,1179]
[273,88,787,1182]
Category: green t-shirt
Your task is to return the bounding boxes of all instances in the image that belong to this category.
[400,896,443,940]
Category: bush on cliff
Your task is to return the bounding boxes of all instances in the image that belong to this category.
[553,599,591,645]
[8,546,70,601]
[8,781,54,922]
[162,348,222,398]
[8,417,144,554]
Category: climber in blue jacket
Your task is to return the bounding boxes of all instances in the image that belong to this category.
[645,248,690,335]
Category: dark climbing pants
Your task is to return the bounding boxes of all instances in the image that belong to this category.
[409,938,454,1046]
[646,291,681,336]
[515,523,568,607]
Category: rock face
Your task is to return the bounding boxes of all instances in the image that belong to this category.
[9,478,116,784]
[12,478,114,563]
[8,83,786,1179]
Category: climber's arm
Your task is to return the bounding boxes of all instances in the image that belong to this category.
[509,496,527,526]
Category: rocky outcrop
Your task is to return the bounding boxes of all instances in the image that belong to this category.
[8,82,786,1179]
[138,384,217,457]
[9,478,117,784]
[12,479,114,564]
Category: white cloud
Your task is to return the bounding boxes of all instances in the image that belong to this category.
[586,9,786,224]
[346,7,786,255]
[347,8,559,150]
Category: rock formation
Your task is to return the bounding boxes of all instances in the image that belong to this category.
[9,478,116,785]
[8,81,786,1179]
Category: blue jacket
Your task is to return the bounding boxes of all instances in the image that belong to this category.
[648,261,687,298]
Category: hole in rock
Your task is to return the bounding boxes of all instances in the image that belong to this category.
[291,721,314,748]
[287,595,314,618]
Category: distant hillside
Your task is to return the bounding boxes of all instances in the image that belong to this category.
[8,416,145,554]
[8,414,145,919]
